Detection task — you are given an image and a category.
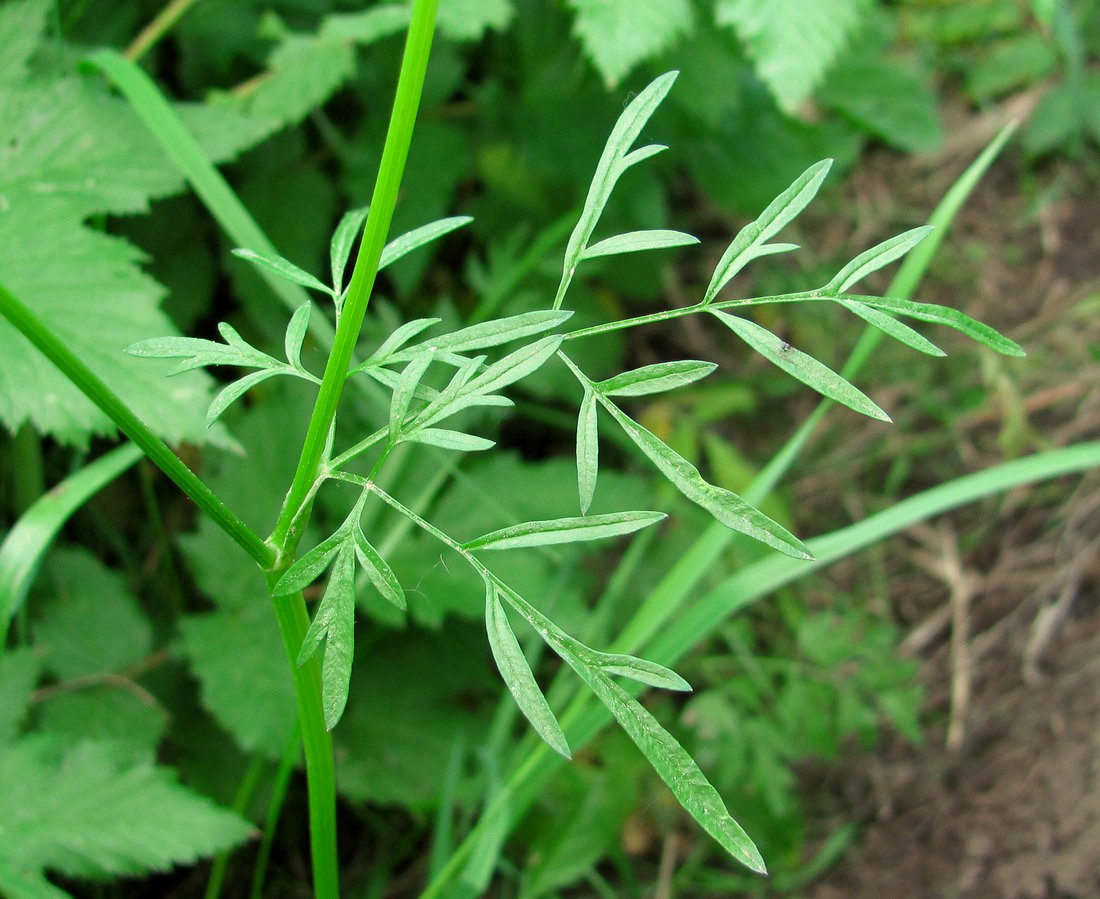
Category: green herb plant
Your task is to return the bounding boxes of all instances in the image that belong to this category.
[0,2,1041,896]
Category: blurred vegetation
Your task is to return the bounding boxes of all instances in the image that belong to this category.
[0,0,1095,895]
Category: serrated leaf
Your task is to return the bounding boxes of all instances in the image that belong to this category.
[298,544,356,730]
[464,511,665,551]
[0,649,39,744]
[205,368,287,427]
[406,428,495,452]
[273,530,347,595]
[569,667,766,873]
[484,583,570,758]
[390,350,436,443]
[599,360,717,397]
[436,0,513,41]
[826,226,932,294]
[379,216,473,271]
[354,530,405,610]
[597,396,811,558]
[330,207,369,295]
[231,248,334,296]
[566,0,694,88]
[710,311,891,421]
[581,229,699,260]
[703,159,831,304]
[836,300,945,357]
[284,301,312,369]
[0,0,47,86]
[0,736,253,879]
[577,387,599,514]
[555,71,678,309]
[393,311,573,360]
[716,0,873,113]
[851,295,1026,357]
[590,652,692,691]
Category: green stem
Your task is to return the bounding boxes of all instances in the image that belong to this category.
[204,753,267,899]
[123,0,200,61]
[10,425,45,516]
[264,579,339,899]
[270,0,439,556]
[250,724,302,899]
[0,280,271,568]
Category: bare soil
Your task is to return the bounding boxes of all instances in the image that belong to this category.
[799,111,1100,898]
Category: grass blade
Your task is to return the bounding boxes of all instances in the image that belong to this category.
[0,444,142,641]
[463,511,666,551]
[710,310,891,421]
[485,583,571,758]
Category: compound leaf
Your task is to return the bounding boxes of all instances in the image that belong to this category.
[703,159,831,304]
[378,216,473,271]
[273,530,347,596]
[284,302,312,370]
[464,511,665,552]
[353,530,405,611]
[393,311,572,360]
[330,207,369,295]
[298,543,356,730]
[590,652,692,691]
[405,428,495,452]
[232,248,334,297]
[484,583,570,758]
[598,396,810,558]
[577,387,599,514]
[850,295,1025,356]
[599,360,716,397]
[836,299,945,356]
[710,311,890,421]
[825,226,932,294]
[581,229,698,260]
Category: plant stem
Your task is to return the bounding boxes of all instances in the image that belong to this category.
[0,280,272,568]
[123,0,200,61]
[265,578,339,899]
[269,0,440,557]
[250,724,302,899]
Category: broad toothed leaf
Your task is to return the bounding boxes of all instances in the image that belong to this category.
[484,583,570,758]
[710,311,891,421]
[599,360,716,397]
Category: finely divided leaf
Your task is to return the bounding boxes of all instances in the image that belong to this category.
[330,207,369,294]
[284,302,312,369]
[125,335,276,375]
[826,226,932,294]
[570,667,766,873]
[465,511,665,552]
[598,396,811,558]
[484,584,570,758]
[577,387,599,514]
[836,300,945,357]
[379,216,473,271]
[353,530,406,610]
[590,652,691,691]
[390,351,436,443]
[555,71,678,309]
[392,311,573,360]
[272,530,347,595]
[205,369,285,427]
[298,543,356,730]
[599,360,716,397]
[703,159,831,304]
[356,318,443,371]
[581,229,699,260]
[710,311,891,421]
[850,295,1026,356]
[231,248,334,297]
[405,428,495,452]
[462,335,563,397]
